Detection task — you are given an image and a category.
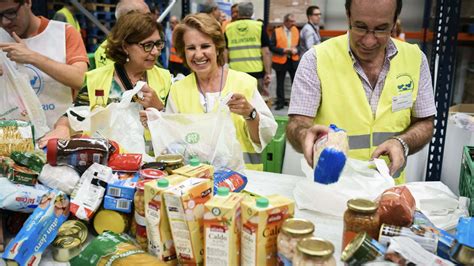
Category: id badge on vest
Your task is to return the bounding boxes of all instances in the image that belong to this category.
[392,92,412,112]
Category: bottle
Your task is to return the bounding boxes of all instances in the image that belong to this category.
[92,89,106,109]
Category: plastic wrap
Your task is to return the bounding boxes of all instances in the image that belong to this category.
[377,186,416,226]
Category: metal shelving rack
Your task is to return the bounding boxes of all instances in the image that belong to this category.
[425,0,463,181]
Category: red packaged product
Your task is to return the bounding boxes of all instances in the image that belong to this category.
[377,186,416,227]
[108,153,142,172]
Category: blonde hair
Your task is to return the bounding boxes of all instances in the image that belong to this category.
[173,13,226,68]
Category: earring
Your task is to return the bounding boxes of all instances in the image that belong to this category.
[126,56,130,62]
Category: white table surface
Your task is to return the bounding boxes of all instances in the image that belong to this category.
[37,170,344,265]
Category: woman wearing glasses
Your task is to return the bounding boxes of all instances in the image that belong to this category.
[39,12,171,148]
[156,13,277,170]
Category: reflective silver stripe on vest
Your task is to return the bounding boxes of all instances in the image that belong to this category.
[229,56,263,63]
[372,132,400,146]
[228,45,261,51]
[348,134,370,149]
[243,152,262,164]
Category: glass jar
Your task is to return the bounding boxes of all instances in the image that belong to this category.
[293,237,336,266]
[277,218,315,264]
[131,180,148,250]
[155,154,184,174]
[342,198,380,249]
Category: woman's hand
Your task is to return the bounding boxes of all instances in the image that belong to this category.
[38,125,71,148]
[138,84,164,110]
[227,93,253,117]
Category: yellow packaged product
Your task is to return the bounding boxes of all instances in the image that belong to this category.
[203,187,245,266]
[172,157,214,180]
[241,195,295,266]
[163,178,213,264]
[144,174,188,264]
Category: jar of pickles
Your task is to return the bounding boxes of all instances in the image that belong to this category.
[292,237,336,266]
[277,218,315,264]
[342,198,380,249]
[130,180,148,250]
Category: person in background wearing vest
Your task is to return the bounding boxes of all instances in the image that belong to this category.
[224,2,272,100]
[0,0,88,129]
[286,0,436,184]
[299,5,321,55]
[52,1,81,33]
[39,12,171,149]
[270,13,300,111]
[93,0,150,69]
[158,13,277,171]
[167,15,189,77]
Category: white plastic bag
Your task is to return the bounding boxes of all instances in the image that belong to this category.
[0,52,49,137]
[293,158,395,217]
[67,81,146,154]
[146,106,245,171]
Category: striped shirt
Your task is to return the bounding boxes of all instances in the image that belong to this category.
[288,37,436,118]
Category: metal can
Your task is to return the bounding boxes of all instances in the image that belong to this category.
[52,220,88,262]
[293,237,336,266]
[93,209,130,235]
[378,224,438,253]
[277,218,315,264]
[341,232,386,265]
[155,154,184,174]
[451,243,474,265]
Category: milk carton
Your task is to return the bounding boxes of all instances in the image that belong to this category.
[203,187,246,266]
[241,195,295,266]
[144,174,187,264]
[163,178,213,264]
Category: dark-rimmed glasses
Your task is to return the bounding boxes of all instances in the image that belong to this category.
[138,40,165,52]
[0,4,22,22]
[350,25,392,38]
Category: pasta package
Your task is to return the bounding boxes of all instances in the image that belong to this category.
[0,120,34,157]
[70,231,166,266]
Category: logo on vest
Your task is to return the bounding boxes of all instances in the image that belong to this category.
[185,132,200,144]
[25,65,44,95]
[396,74,414,92]
[237,24,249,35]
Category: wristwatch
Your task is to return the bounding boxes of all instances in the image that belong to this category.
[391,136,409,158]
[245,108,257,120]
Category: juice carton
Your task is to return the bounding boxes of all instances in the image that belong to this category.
[241,195,295,266]
[203,187,246,266]
[172,157,214,180]
[163,178,213,264]
[144,174,188,264]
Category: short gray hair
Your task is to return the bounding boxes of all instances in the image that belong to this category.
[238,2,253,18]
[115,0,150,19]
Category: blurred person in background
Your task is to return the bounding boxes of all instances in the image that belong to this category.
[52,0,81,33]
[159,13,277,170]
[299,5,321,55]
[94,0,150,69]
[0,0,88,128]
[270,13,300,110]
[199,1,221,23]
[167,15,189,76]
[225,2,272,100]
[40,12,171,148]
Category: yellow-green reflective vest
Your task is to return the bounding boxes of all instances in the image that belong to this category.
[226,19,264,73]
[169,69,263,170]
[94,40,113,69]
[86,63,172,151]
[314,34,422,184]
[57,7,80,32]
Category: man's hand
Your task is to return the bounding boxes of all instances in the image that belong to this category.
[0,32,38,65]
[263,72,271,87]
[302,124,330,167]
[371,138,406,176]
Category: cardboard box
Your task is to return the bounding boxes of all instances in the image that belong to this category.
[449,104,474,115]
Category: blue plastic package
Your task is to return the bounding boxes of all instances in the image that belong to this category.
[213,169,247,194]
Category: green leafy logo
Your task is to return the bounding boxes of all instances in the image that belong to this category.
[185,132,200,144]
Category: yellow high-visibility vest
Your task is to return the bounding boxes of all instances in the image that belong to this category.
[226,19,264,73]
[57,7,80,32]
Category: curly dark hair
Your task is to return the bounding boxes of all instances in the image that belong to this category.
[172,13,226,68]
[345,0,402,23]
[105,11,163,65]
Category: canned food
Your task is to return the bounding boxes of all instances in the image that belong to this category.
[343,198,380,249]
[93,209,130,234]
[451,243,474,265]
[52,220,88,262]
[341,232,386,265]
[277,218,315,264]
[293,237,336,266]
[378,224,438,253]
[139,168,167,180]
[155,154,184,174]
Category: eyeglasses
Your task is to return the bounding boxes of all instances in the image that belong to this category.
[0,4,22,21]
[138,40,165,52]
[350,25,392,38]
[312,13,321,16]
